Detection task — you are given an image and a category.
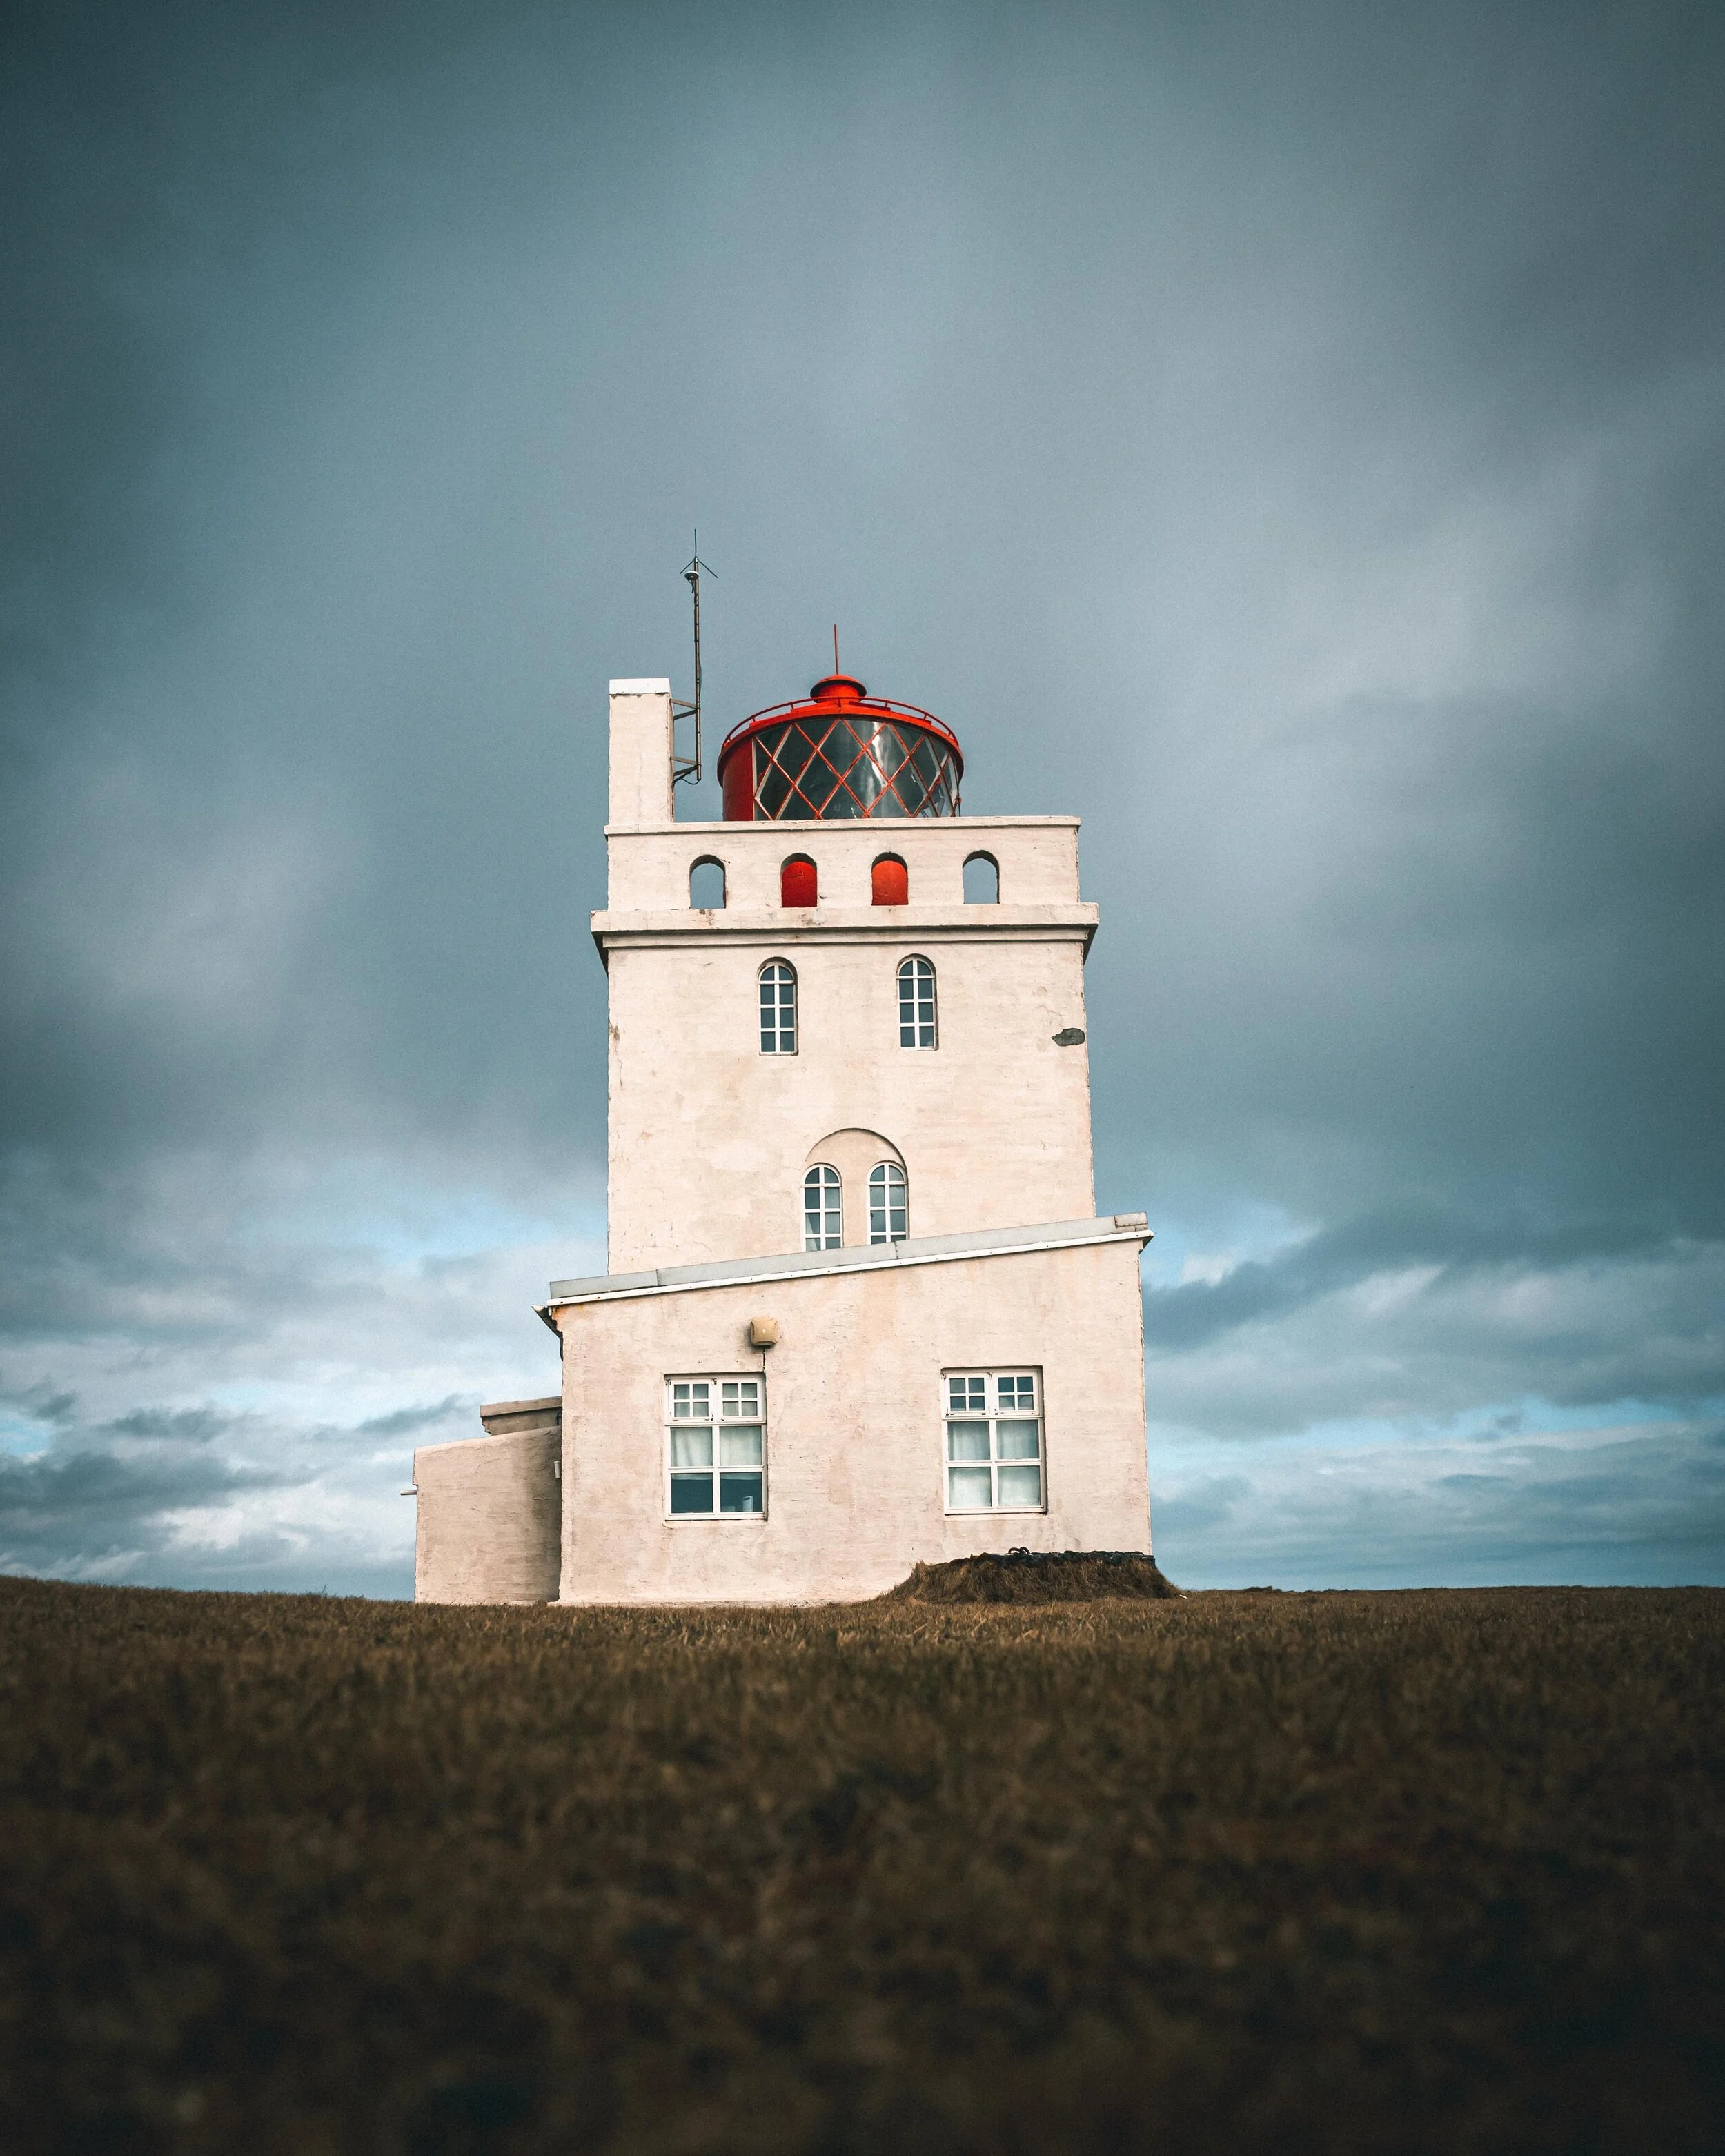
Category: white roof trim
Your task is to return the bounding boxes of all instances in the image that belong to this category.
[609,677,671,695]
[542,1214,1150,1310]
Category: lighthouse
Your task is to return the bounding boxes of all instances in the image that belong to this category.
[411,666,1154,1603]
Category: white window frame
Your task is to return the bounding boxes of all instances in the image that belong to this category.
[868,1160,907,1244]
[942,1369,1045,1514]
[898,955,937,1049]
[804,1163,842,1249]
[665,1375,767,1520]
[760,960,797,1055]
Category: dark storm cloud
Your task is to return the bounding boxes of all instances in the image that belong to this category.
[1,0,1722,1585]
[0,1404,284,1574]
[1154,1421,1725,1590]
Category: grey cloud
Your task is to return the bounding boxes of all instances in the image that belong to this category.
[1155,1421,1725,1590]
[1145,1226,1725,1442]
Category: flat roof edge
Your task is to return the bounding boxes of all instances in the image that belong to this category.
[543,1215,1151,1310]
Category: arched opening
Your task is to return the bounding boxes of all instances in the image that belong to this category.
[802,1164,842,1250]
[805,1129,905,1247]
[689,857,726,909]
[871,854,909,906]
[897,956,937,1048]
[759,961,797,1054]
[963,851,999,904]
[780,855,818,907]
[868,1160,908,1244]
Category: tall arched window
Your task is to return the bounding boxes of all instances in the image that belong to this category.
[780,856,818,907]
[760,961,797,1054]
[803,1164,841,1250]
[689,857,726,909]
[871,854,908,906]
[868,1161,907,1244]
[963,852,999,904]
[898,956,936,1048]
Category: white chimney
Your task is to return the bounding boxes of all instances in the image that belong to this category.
[607,678,673,829]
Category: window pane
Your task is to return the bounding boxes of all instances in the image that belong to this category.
[760,964,796,1054]
[669,1474,714,1514]
[996,1420,1041,1461]
[946,1420,990,1461]
[947,1465,993,1509]
[722,1380,759,1417]
[719,1471,765,1514]
[720,1425,762,1466]
[997,1464,1043,1508]
[948,1376,985,1414]
[670,1425,713,1467]
[997,1376,1036,1410]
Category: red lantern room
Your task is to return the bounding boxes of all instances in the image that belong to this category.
[716,673,963,822]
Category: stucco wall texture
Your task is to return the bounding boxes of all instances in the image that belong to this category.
[413,1413,560,1604]
[553,1236,1151,1606]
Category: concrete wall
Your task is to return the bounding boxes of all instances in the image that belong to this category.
[553,1236,1150,1605]
[600,913,1096,1271]
[603,813,1084,912]
[608,680,674,830]
[413,1397,562,1604]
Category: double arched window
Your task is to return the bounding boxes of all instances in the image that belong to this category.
[760,962,796,1054]
[802,1156,909,1249]
[898,956,936,1048]
[803,1164,841,1249]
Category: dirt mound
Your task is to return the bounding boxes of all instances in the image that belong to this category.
[883,1548,1181,1603]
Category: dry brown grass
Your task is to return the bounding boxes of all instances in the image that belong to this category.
[880,1550,1181,1601]
[1,1576,1721,2156]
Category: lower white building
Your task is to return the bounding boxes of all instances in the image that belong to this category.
[413,670,1153,1603]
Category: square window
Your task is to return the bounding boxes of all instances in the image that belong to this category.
[667,1378,767,1519]
[943,1370,1045,1514]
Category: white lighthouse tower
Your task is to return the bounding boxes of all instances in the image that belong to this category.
[411,665,1153,1603]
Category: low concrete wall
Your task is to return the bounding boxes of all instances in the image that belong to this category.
[413,1396,562,1604]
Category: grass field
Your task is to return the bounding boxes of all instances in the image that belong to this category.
[1,1576,1721,2155]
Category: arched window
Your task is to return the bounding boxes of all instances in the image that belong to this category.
[760,961,796,1054]
[780,855,818,907]
[868,1160,907,1244]
[963,852,999,904]
[871,854,908,906]
[898,956,936,1048]
[689,857,726,909]
[803,1164,841,1250]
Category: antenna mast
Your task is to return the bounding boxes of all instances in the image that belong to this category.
[672,535,714,788]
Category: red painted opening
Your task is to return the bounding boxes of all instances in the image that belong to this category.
[871,856,909,906]
[780,856,818,907]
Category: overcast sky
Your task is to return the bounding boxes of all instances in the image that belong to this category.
[3,0,1721,1594]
